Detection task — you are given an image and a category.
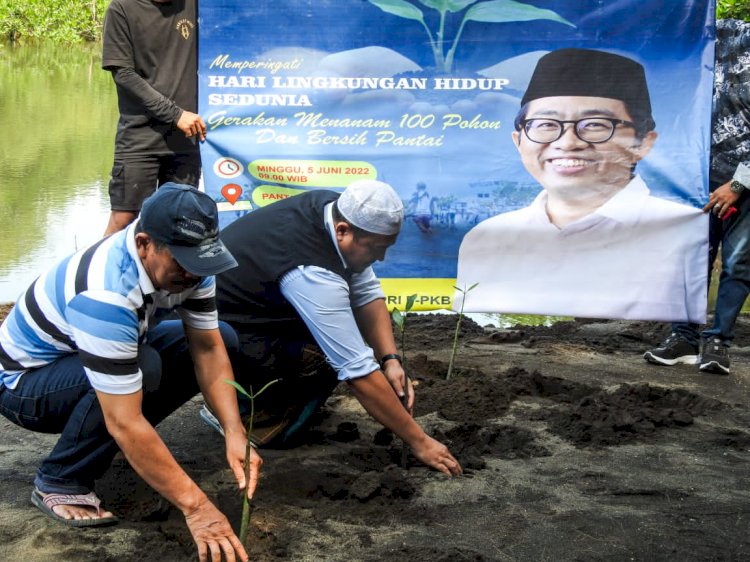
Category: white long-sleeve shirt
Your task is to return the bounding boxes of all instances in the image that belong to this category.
[277,202,384,381]
[454,176,708,323]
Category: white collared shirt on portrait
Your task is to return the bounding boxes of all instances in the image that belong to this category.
[454,175,709,323]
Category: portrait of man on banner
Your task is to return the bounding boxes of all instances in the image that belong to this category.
[454,48,709,322]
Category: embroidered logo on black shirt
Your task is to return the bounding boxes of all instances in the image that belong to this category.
[176,18,194,40]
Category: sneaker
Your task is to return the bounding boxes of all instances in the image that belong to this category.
[643,333,699,366]
[699,338,731,375]
[199,405,225,437]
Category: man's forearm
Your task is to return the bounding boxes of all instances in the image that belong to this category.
[99,394,208,515]
[348,371,462,476]
[188,327,264,500]
[348,371,425,446]
[188,327,245,435]
[353,298,399,360]
[111,66,182,124]
[197,361,246,436]
[353,298,412,403]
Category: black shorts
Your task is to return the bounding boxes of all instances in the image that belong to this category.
[108,153,201,211]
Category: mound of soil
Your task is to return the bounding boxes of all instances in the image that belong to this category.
[0,310,749,561]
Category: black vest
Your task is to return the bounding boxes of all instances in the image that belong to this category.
[217,190,350,330]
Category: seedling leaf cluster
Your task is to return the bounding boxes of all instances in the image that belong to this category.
[224,378,279,545]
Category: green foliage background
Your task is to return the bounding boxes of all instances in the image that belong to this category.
[717,0,750,20]
[0,1,748,43]
[0,0,110,43]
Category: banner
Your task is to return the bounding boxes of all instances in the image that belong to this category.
[199,0,713,321]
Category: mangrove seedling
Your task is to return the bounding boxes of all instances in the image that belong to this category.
[446,283,478,380]
[390,293,418,368]
[224,378,279,545]
[366,0,574,73]
[390,293,417,468]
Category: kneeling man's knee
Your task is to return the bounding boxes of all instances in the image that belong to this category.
[218,322,240,354]
[138,345,162,392]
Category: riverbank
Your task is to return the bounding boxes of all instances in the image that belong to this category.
[0,310,748,561]
[0,2,108,43]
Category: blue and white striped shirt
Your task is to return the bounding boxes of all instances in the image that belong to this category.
[0,223,218,394]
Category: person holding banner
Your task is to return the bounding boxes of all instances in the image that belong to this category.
[644,19,750,375]
[204,180,463,477]
[101,0,206,236]
[454,48,706,322]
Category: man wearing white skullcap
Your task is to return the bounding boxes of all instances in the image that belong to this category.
[202,180,462,477]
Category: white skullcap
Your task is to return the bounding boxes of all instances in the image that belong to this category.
[337,179,404,235]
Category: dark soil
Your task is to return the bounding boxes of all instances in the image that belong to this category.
[0,309,749,562]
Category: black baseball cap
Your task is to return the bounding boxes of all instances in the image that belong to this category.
[139,183,238,276]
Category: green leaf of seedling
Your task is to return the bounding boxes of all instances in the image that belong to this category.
[227,375,279,547]
[391,307,405,331]
[418,0,480,12]
[467,282,479,292]
[254,379,280,397]
[225,378,279,400]
[225,379,253,400]
[464,0,575,26]
[405,293,418,312]
[367,0,425,21]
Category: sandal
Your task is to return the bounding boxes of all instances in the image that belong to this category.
[31,488,118,527]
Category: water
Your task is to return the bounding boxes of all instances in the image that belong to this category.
[0,41,114,302]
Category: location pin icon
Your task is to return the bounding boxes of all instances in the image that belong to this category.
[221,183,242,205]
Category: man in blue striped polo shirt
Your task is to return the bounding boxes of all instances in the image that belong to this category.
[0,184,257,562]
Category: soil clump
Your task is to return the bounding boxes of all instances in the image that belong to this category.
[0,309,748,561]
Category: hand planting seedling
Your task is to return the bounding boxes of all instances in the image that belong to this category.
[224,378,279,545]
[390,293,417,467]
[366,0,574,73]
[447,283,478,380]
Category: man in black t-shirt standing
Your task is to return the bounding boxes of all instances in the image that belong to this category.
[102,0,206,235]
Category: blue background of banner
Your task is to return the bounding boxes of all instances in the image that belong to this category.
[198,0,714,280]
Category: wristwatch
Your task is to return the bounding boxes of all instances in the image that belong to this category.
[379,353,402,368]
[730,179,746,194]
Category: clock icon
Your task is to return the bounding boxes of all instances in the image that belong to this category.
[213,157,243,179]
